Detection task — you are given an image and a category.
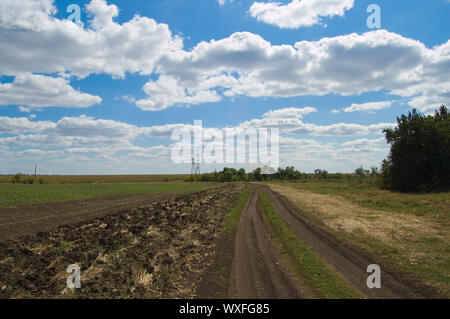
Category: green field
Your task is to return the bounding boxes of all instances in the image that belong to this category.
[0,174,188,184]
[0,182,213,207]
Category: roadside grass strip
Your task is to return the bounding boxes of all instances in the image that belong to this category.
[224,188,250,234]
[258,189,362,299]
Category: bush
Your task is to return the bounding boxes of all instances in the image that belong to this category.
[382,105,450,192]
[23,178,35,184]
[355,166,369,177]
[328,173,344,179]
[11,173,24,184]
[314,169,328,179]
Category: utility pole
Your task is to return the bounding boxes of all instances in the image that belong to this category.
[34,162,37,184]
[191,157,200,178]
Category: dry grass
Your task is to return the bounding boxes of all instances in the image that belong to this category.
[132,264,154,287]
[267,183,450,296]
[268,184,444,244]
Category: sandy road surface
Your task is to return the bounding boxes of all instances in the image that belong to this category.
[230,188,309,298]
[263,186,423,299]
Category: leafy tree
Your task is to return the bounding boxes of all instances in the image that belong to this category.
[253,167,262,181]
[314,169,328,179]
[382,105,450,192]
[355,166,369,177]
[370,166,379,177]
[11,173,24,184]
[237,168,246,181]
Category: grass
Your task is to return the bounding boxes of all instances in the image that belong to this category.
[0,174,189,184]
[275,178,450,221]
[0,182,214,207]
[268,181,450,297]
[257,188,362,299]
[223,187,250,234]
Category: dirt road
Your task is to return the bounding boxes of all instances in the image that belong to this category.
[230,186,423,299]
[265,186,425,298]
[230,188,310,298]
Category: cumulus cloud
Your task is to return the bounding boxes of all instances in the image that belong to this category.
[0,0,184,108]
[249,0,354,29]
[136,30,449,112]
[1,1,447,112]
[0,0,182,78]
[18,106,31,113]
[0,111,394,173]
[344,101,392,113]
[0,73,101,108]
[136,75,222,111]
[0,116,54,134]
[263,107,317,118]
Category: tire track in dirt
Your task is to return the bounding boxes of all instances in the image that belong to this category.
[230,188,310,299]
[263,186,423,299]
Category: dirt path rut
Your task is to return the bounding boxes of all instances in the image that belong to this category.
[263,186,423,299]
[230,188,309,298]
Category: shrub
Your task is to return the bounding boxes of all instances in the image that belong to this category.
[23,178,35,184]
[11,173,24,184]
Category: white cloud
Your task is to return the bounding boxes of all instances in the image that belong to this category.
[136,75,222,111]
[0,73,101,108]
[0,0,182,78]
[118,95,136,104]
[137,30,449,112]
[217,0,232,6]
[344,101,392,113]
[18,106,31,113]
[0,116,54,134]
[0,0,179,109]
[249,0,354,29]
[233,107,395,136]
[1,1,447,113]
[263,107,317,118]
[0,112,395,174]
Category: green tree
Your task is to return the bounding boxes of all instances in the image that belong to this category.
[370,166,379,177]
[382,105,450,192]
[253,167,262,181]
[237,168,246,181]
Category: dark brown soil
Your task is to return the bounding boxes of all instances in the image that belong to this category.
[0,185,240,299]
[194,222,235,299]
[0,193,174,242]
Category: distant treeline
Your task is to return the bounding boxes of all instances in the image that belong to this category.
[185,166,377,183]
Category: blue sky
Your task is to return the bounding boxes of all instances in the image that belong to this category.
[0,0,449,174]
